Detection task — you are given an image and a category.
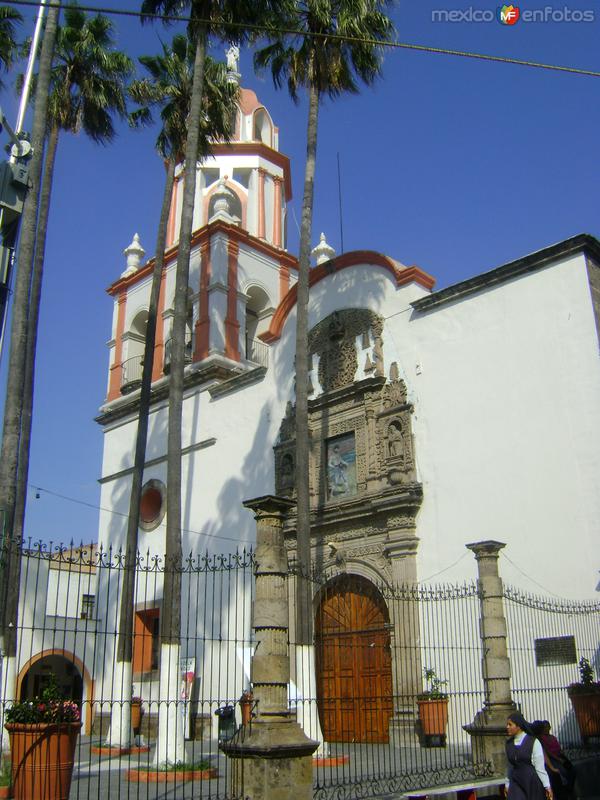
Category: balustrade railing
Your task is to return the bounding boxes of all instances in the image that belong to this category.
[163,337,193,372]
[120,355,143,392]
[245,337,268,368]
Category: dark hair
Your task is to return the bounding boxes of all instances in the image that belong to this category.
[507,711,532,735]
[530,719,551,736]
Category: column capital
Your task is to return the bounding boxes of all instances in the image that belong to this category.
[466,540,506,559]
[243,494,295,521]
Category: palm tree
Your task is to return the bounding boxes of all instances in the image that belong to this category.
[103,38,237,749]
[13,6,133,559]
[0,1,60,755]
[3,6,131,751]
[139,0,271,766]
[0,5,22,88]
[256,0,395,642]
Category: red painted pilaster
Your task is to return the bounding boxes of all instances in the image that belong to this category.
[196,240,211,360]
[279,262,290,301]
[166,176,179,248]
[107,291,127,400]
[273,176,282,248]
[257,168,266,239]
[151,266,167,379]
[224,239,240,361]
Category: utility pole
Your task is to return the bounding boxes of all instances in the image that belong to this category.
[0,0,46,357]
[0,115,32,356]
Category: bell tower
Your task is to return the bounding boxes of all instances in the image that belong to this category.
[101,61,297,408]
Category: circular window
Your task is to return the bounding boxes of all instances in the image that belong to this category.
[139,480,166,531]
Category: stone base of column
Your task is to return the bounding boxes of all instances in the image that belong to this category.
[464,703,517,777]
[389,708,419,747]
[221,718,318,800]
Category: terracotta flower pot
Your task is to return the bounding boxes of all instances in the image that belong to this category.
[131,699,142,735]
[239,692,253,727]
[417,697,449,744]
[568,692,600,743]
[5,722,81,800]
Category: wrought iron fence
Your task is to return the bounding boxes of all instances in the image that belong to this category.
[294,571,491,799]
[0,541,254,799]
[0,540,598,799]
[504,584,600,759]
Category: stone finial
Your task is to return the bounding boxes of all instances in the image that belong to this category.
[121,233,145,278]
[226,44,241,84]
[209,178,238,224]
[311,232,336,265]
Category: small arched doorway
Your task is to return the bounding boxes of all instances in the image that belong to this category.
[315,574,393,743]
[20,654,83,705]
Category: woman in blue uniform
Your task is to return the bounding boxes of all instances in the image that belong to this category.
[505,712,553,800]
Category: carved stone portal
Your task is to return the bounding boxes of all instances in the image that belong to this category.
[274,309,422,586]
[274,309,423,744]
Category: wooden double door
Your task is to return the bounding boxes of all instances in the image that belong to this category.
[315,575,393,743]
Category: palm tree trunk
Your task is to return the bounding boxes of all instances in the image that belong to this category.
[12,123,60,560]
[0,1,60,754]
[105,159,176,749]
[295,81,320,645]
[155,29,207,767]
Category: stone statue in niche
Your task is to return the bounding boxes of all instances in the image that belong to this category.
[387,421,403,460]
[281,452,295,488]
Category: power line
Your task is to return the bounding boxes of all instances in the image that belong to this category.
[500,551,564,598]
[6,0,600,79]
[28,483,253,545]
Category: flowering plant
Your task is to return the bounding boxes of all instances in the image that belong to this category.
[5,676,80,725]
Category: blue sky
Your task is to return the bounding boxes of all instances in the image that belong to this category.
[1,0,599,548]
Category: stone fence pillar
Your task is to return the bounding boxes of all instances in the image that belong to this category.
[221,495,318,799]
[464,540,516,776]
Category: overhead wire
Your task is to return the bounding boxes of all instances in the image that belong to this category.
[500,551,566,598]
[28,483,254,544]
[5,0,600,79]
[6,0,597,560]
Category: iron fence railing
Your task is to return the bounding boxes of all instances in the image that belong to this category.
[0,540,598,799]
[120,355,143,392]
[245,337,268,368]
[163,337,193,371]
[298,572,491,798]
[504,583,600,758]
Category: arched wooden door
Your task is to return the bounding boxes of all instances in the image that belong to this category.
[315,574,393,743]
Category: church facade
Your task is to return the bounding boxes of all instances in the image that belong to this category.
[87,80,600,741]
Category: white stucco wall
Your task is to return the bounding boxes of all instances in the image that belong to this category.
[298,253,600,598]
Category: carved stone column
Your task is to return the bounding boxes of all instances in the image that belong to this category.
[463,540,516,776]
[386,537,421,745]
[221,495,318,799]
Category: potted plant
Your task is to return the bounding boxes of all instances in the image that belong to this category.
[567,657,600,744]
[131,696,143,736]
[4,676,81,800]
[417,667,449,746]
[239,689,254,727]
